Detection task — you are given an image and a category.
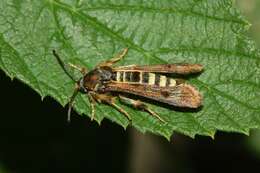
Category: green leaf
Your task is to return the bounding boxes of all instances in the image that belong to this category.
[0,0,260,139]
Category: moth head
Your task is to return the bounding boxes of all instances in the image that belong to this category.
[52,50,89,122]
[77,78,88,93]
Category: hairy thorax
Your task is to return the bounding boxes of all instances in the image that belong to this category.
[83,66,114,92]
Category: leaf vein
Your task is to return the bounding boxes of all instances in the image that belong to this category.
[208,91,247,130]
[154,47,260,61]
[81,4,245,25]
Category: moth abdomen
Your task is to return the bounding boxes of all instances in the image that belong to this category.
[113,71,179,87]
[114,71,142,83]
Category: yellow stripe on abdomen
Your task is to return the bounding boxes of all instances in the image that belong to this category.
[116,72,120,82]
[114,71,177,87]
[159,75,167,87]
[148,73,156,85]
[168,79,176,87]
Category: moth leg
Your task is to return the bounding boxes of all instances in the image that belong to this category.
[88,94,96,121]
[67,84,80,123]
[68,63,87,75]
[113,64,137,70]
[97,48,128,67]
[90,93,132,122]
[118,95,166,123]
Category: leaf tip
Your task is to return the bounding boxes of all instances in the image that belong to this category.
[208,131,216,140]
[241,129,250,136]
[164,134,172,141]
[10,76,14,81]
[95,118,102,126]
[122,123,129,130]
[41,95,47,101]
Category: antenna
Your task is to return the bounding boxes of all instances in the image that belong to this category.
[67,88,79,122]
[52,50,78,82]
[52,50,80,122]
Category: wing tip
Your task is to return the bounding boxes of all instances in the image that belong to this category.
[190,64,204,74]
[179,84,203,108]
[196,64,204,72]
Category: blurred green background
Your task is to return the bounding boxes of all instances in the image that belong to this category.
[236,0,260,160]
[237,0,260,47]
[0,1,260,173]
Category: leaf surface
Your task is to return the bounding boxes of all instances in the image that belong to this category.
[0,0,260,139]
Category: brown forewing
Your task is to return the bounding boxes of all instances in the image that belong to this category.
[113,64,203,75]
[105,82,202,108]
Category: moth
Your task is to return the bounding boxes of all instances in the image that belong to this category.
[52,48,203,123]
